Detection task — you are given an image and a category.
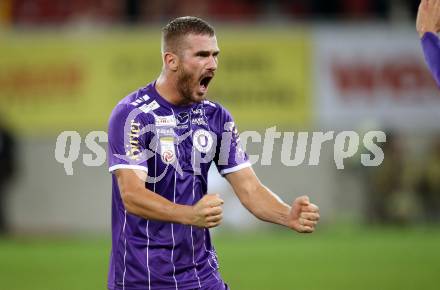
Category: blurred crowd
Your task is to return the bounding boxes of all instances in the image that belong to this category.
[361,133,440,225]
[0,0,424,26]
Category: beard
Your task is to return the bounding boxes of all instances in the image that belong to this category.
[176,66,204,104]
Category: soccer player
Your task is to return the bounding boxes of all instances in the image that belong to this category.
[107,16,320,290]
[417,0,440,87]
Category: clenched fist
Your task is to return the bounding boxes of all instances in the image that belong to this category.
[191,194,224,228]
[287,195,320,233]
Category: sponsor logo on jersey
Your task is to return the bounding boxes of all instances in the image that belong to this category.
[191,108,203,115]
[193,129,214,153]
[155,115,176,127]
[176,112,189,129]
[176,112,189,125]
[139,101,159,113]
[126,120,141,161]
[191,117,207,126]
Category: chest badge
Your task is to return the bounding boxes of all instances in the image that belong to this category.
[160,136,176,164]
[193,129,214,153]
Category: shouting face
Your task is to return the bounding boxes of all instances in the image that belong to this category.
[175,34,219,103]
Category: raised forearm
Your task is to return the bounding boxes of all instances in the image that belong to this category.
[227,168,292,227]
[241,184,291,227]
[227,168,320,233]
[116,168,224,228]
[122,186,193,224]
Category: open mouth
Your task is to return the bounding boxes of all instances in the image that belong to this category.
[199,75,213,92]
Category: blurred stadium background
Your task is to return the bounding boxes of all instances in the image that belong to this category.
[1,0,440,289]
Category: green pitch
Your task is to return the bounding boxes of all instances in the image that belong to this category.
[0,226,439,290]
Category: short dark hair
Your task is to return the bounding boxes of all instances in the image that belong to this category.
[161,16,215,54]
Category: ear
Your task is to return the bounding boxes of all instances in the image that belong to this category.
[163,52,179,72]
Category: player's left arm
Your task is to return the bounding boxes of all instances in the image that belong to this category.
[225,167,320,233]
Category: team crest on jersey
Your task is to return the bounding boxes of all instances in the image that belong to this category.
[193,129,214,153]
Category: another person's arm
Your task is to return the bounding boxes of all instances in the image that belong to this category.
[421,33,440,86]
[226,167,320,233]
[417,0,440,86]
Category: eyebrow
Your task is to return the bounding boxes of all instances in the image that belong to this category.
[195,50,220,57]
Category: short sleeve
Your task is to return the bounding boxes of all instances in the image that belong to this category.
[107,104,154,173]
[421,32,440,87]
[214,107,251,175]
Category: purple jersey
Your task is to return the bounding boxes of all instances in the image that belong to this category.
[421,32,440,87]
[107,81,250,290]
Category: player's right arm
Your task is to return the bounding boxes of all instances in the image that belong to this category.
[115,168,223,228]
[417,0,440,86]
[108,103,223,228]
